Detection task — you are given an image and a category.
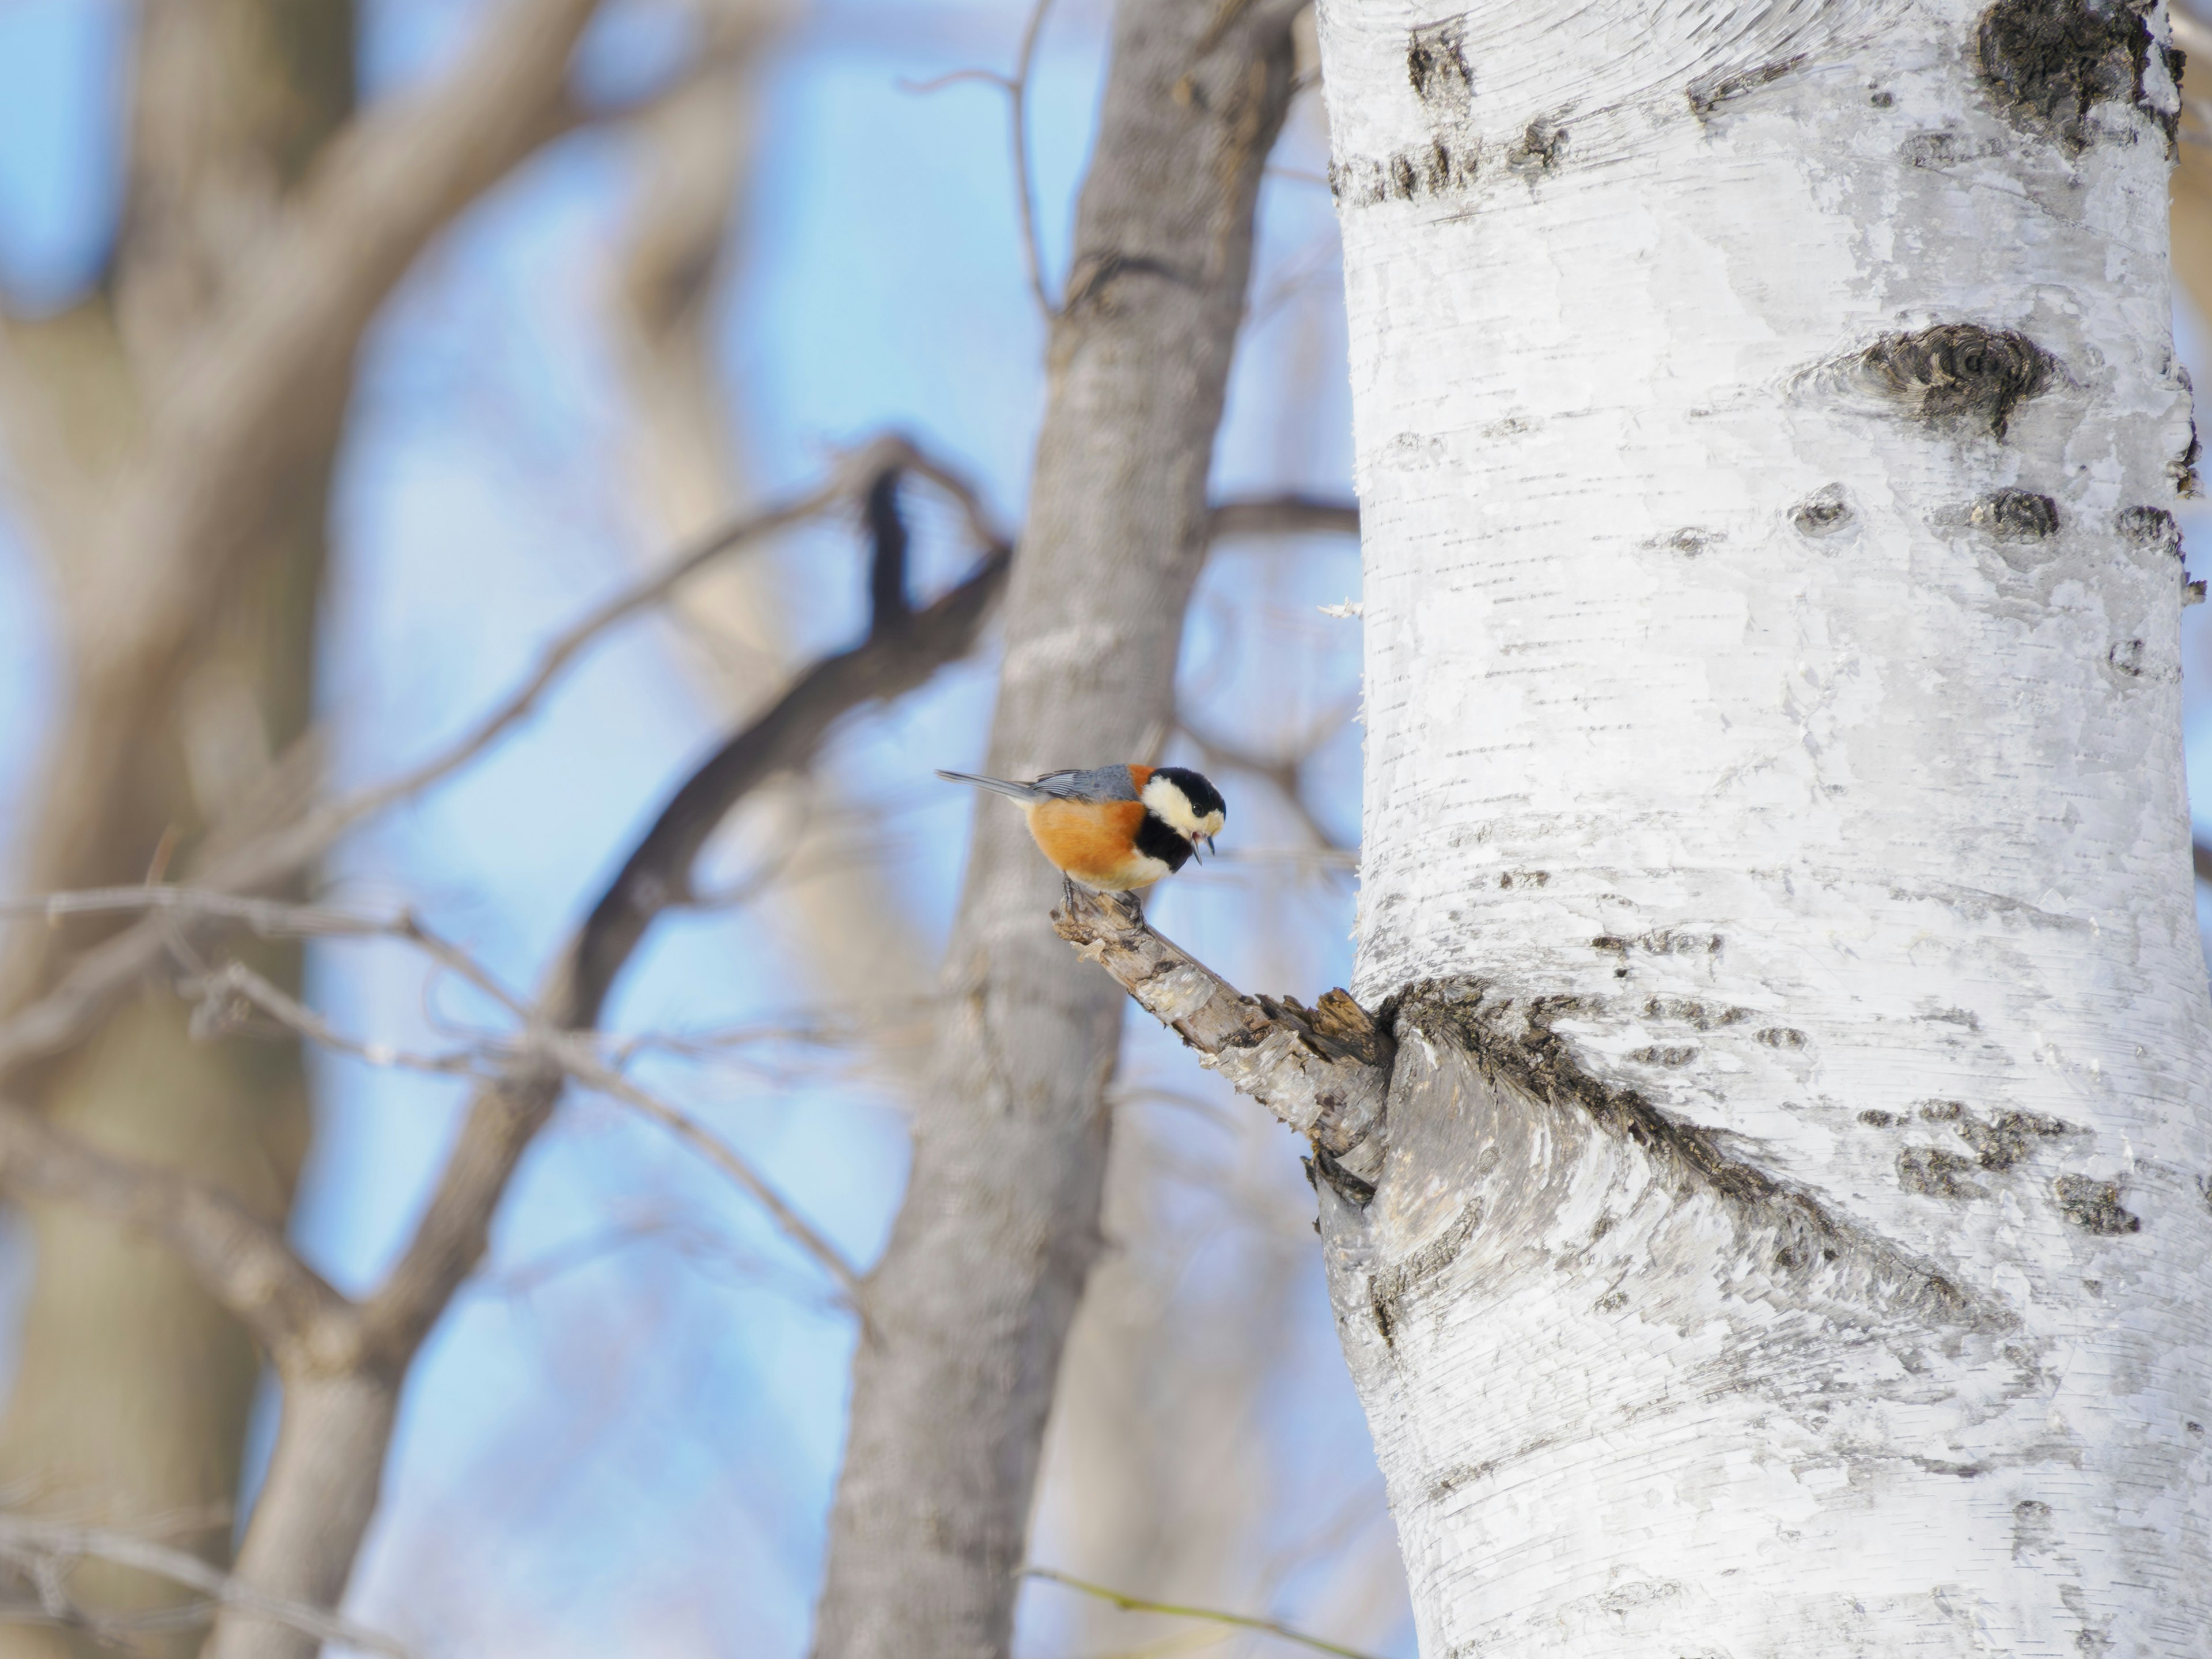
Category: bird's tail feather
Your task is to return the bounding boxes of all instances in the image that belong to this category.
[935,769,1039,801]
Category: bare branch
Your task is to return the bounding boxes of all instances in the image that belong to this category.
[179,956,864,1300]
[0,1512,414,1659]
[0,436,1001,1084]
[1207,493,1359,544]
[533,1027,864,1302]
[1176,704,1357,860]
[1051,888,1389,1189]
[2195,838,2211,886]
[1022,1566,1387,1659]
[1011,0,1061,316]
[370,465,1003,1350]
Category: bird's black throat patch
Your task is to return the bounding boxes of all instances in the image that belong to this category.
[1135,810,1194,872]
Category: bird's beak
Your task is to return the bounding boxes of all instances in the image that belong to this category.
[1188,839,1202,865]
[1204,835,1218,856]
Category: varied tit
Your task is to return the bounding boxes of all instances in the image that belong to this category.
[935,764,1227,896]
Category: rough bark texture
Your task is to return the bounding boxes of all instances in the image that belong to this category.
[1303,1,2212,1653]
[809,5,1301,1654]
[0,7,351,1650]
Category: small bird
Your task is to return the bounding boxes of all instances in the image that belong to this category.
[937,763,1227,902]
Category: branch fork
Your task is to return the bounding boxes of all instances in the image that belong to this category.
[1051,888,1391,1190]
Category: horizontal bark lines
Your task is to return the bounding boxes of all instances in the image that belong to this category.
[1310,0,2212,1652]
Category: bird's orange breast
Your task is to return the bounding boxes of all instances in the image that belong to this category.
[1026,797,1162,891]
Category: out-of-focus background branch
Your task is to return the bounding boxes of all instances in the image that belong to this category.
[0,1,2201,1657]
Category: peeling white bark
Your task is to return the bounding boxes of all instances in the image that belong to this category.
[1308,2,2212,1653]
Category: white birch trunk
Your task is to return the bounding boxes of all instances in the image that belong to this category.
[1306,2,2212,1653]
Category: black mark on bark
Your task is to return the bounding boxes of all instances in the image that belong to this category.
[1956,1108,2072,1169]
[2172,418,2200,495]
[1642,998,1749,1031]
[1688,54,1806,118]
[2012,1498,2055,1559]
[1505,116,1569,172]
[1627,1045,1699,1067]
[1328,139,1479,206]
[2117,503,2182,554]
[1652,527,1723,555]
[1757,1027,1807,1049]
[1407,17,1472,109]
[2053,1173,2141,1233]
[1976,0,2170,151]
[1791,484,1855,539]
[1919,1099,1965,1122]
[1860,1108,1902,1127]
[1497,869,1549,888]
[1971,488,2060,540]
[1899,1145,1988,1200]
[1854,325,2056,440]
[2108,638,2145,677]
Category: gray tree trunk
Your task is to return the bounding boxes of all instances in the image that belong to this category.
[809,2,1302,1654]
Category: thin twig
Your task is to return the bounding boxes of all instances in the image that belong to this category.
[536,1027,865,1302]
[1012,0,1059,316]
[1022,1567,1386,1659]
[898,67,1017,95]
[0,1513,414,1659]
[173,949,865,1302]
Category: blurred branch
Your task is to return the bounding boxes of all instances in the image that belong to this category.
[2195,838,2211,886]
[4,0,615,1027]
[897,0,1059,315]
[0,434,995,1084]
[0,316,102,560]
[1022,1566,1386,1659]
[1206,493,1359,544]
[1051,888,1389,1190]
[181,955,865,1300]
[1177,700,1356,858]
[550,4,779,139]
[0,1102,355,1368]
[0,1512,414,1659]
[217,461,1009,1652]
[1012,0,1060,316]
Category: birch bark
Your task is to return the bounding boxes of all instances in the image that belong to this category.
[1304,1,2212,1653]
[809,2,1301,1653]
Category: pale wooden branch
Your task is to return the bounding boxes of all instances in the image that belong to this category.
[1051,888,1389,1189]
[0,1513,412,1659]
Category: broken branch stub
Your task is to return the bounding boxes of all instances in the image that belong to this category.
[1051,889,1390,1188]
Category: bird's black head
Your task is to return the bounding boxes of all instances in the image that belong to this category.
[1139,766,1227,859]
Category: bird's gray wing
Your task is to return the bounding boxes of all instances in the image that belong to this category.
[1031,766,1139,802]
